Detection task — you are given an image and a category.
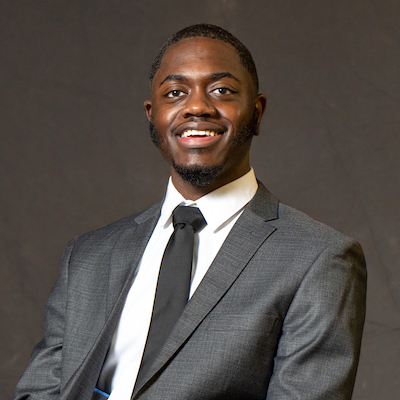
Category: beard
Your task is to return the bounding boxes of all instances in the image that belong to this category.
[149,112,258,187]
[170,161,223,187]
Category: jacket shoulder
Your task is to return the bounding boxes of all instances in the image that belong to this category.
[70,200,162,249]
[276,202,361,249]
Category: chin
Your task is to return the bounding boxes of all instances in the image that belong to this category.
[172,162,223,187]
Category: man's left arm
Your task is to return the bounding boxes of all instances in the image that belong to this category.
[266,237,367,400]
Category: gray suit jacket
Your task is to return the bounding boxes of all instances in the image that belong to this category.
[14,183,366,399]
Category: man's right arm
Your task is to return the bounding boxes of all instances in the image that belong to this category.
[13,239,75,400]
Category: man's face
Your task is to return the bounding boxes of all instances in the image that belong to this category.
[145,37,266,192]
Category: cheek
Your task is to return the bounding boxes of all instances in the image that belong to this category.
[152,108,178,132]
[230,110,251,129]
[220,102,254,126]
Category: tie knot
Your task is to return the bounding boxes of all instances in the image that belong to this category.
[172,205,206,233]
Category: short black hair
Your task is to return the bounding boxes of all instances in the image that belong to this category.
[149,24,259,91]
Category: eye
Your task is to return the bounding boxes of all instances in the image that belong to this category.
[166,89,185,98]
[211,87,236,95]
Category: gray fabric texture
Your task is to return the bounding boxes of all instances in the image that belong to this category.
[13,183,366,400]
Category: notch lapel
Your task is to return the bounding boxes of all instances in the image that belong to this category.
[105,204,162,317]
[132,184,279,398]
[63,202,162,400]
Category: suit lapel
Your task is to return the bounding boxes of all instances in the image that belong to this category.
[63,202,162,400]
[132,184,279,397]
[105,203,162,316]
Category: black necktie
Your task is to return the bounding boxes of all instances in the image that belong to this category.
[136,205,206,384]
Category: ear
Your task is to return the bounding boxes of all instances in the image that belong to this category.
[144,100,152,121]
[254,93,267,136]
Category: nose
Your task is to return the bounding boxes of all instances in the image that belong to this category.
[181,89,217,118]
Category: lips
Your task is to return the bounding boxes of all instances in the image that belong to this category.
[172,121,226,148]
[177,129,224,149]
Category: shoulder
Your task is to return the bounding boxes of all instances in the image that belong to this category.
[277,202,353,245]
[253,182,359,249]
[271,202,366,278]
[69,200,163,251]
[252,183,365,269]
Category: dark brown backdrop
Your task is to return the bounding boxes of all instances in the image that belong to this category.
[1,1,399,399]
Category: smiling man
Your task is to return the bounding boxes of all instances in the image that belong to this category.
[14,24,366,400]
[146,35,266,199]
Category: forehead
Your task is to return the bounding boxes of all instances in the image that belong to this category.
[153,37,252,87]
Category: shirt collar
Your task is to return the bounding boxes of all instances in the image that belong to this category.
[159,168,258,232]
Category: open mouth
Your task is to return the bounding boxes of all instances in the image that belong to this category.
[180,130,221,137]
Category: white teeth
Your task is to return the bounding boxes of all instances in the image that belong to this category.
[181,130,218,137]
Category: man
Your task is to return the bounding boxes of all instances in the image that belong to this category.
[14,24,366,400]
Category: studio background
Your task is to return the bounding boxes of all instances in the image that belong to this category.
[1,1,399,399]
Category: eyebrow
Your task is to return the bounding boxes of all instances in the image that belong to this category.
[208,72,240,82]
[159,72,240,86]
[159,74,189,86]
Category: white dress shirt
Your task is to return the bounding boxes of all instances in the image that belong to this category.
[97,168,258,399]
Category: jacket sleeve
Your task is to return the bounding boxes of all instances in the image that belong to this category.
[266,238,367,400]
[13,239,75,400]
